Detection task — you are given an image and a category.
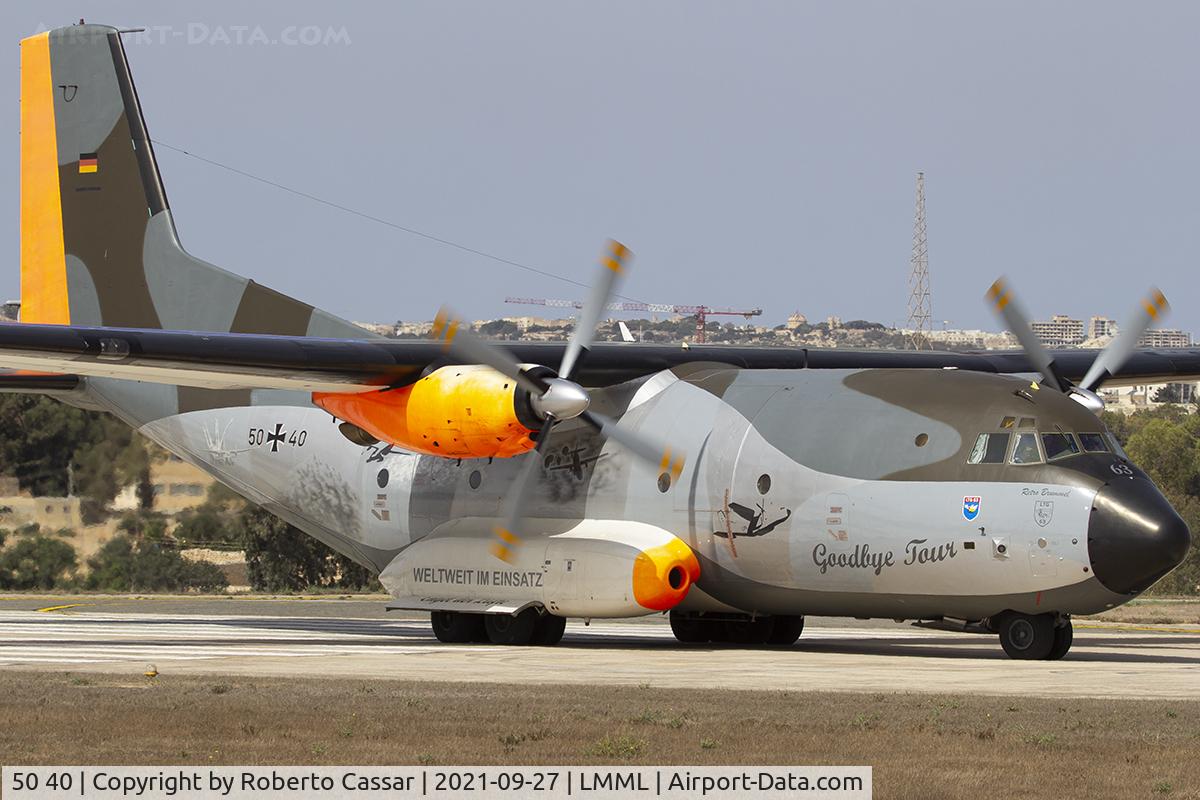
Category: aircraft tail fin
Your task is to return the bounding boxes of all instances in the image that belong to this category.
[19,24,366,338]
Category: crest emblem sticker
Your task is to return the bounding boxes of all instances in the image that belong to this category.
[962,496,981,521]
[1034,500,1054,527]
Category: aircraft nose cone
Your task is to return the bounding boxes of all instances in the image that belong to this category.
[1088,478,1191,595]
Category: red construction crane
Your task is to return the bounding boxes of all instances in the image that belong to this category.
[505,297,763,344]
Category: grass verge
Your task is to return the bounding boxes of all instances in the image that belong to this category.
[0,673,1196,799]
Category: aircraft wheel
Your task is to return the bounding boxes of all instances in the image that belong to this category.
[1045,619,1073,661]
[724,616,775,646]
[997,611,1055,660]
[766,615,805,646]
[669,611,711,643]
[532,613,566,646]
[430,611,485,644]
[484,608,539,645]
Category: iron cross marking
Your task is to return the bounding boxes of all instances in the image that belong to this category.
[266,423,286,452]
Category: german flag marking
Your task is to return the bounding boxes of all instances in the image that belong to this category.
[78,153,98,174]
[491,542,514,562]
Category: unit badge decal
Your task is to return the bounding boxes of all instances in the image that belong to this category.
[1034,500,1054,527]
[962,496,981,521]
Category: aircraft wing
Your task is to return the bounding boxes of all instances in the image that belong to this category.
[0,322,1199,392]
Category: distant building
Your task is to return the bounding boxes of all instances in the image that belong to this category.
[0,491,84,531]
[1031,315,1084,347]
[1089,316,1118,339]
[350,321,398,337]
[785,312,808,330]
[925,329,1018,350]
[1137,329,1192,348]
[113,456,213,513]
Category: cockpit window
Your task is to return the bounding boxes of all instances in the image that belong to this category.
[1018,417,1036,428]
[1041,432,1080,461]
[1011,432,1043,464]
[967,432,1011,464]
[1107,432,1129,460]
[1078,432,1110,453]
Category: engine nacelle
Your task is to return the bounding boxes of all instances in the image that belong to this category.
[313,364,545,459]
[379,519,701,618]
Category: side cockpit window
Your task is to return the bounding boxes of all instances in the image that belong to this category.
[967,432,1011,464]
[1041,432,1080,461]
[1011,432,1043,464]
[1078,432,1110,453]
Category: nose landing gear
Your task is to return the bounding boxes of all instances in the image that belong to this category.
[994,611,1073,660]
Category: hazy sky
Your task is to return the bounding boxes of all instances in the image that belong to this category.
[3,2,1198,332]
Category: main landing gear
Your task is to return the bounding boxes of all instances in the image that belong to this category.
[992,611,1073,660]
[430,610,565,646]
[669,610,805,646]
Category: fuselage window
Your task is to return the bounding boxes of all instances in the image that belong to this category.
[1078,432,1110,453]
[968,432,1011,464]
[1011,432,1043,465]
[1041,432,1080,461]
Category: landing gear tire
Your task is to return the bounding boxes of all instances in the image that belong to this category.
[484,608,540,645]
[997,611,1056,660]
[724,616,775,646]
[1046,619,1073,661]
[431,611,486,644]
[669,611,712,643]
[532,613,566,646]
[766,615,805,646]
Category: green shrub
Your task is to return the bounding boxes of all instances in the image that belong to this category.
[0,534,77,590]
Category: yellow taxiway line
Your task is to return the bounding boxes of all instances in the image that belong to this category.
[35,603,92,613]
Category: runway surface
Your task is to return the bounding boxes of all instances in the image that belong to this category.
[0,598,1196,698]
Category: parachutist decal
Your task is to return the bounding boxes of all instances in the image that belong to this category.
[545,444,604,480]
[715,499,792,539]
[365,443,396,463]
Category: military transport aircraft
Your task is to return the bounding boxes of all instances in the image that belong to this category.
[1,23,1193,659]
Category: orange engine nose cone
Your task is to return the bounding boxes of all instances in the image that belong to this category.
[632,538,701,612]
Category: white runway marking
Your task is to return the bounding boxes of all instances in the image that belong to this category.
[0,610,954,666]
[0,610,961,668]
[0,609,1195,699]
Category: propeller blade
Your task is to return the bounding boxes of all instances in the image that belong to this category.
[432,306,550,396]
[1080,288,1170,392]
[491,420,557,562]
[558,240,632,380]
[581,410,686,484]
[985,278,1068,392]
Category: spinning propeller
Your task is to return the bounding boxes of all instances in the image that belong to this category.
[986,278,1170,412]
[432,240,686,561]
